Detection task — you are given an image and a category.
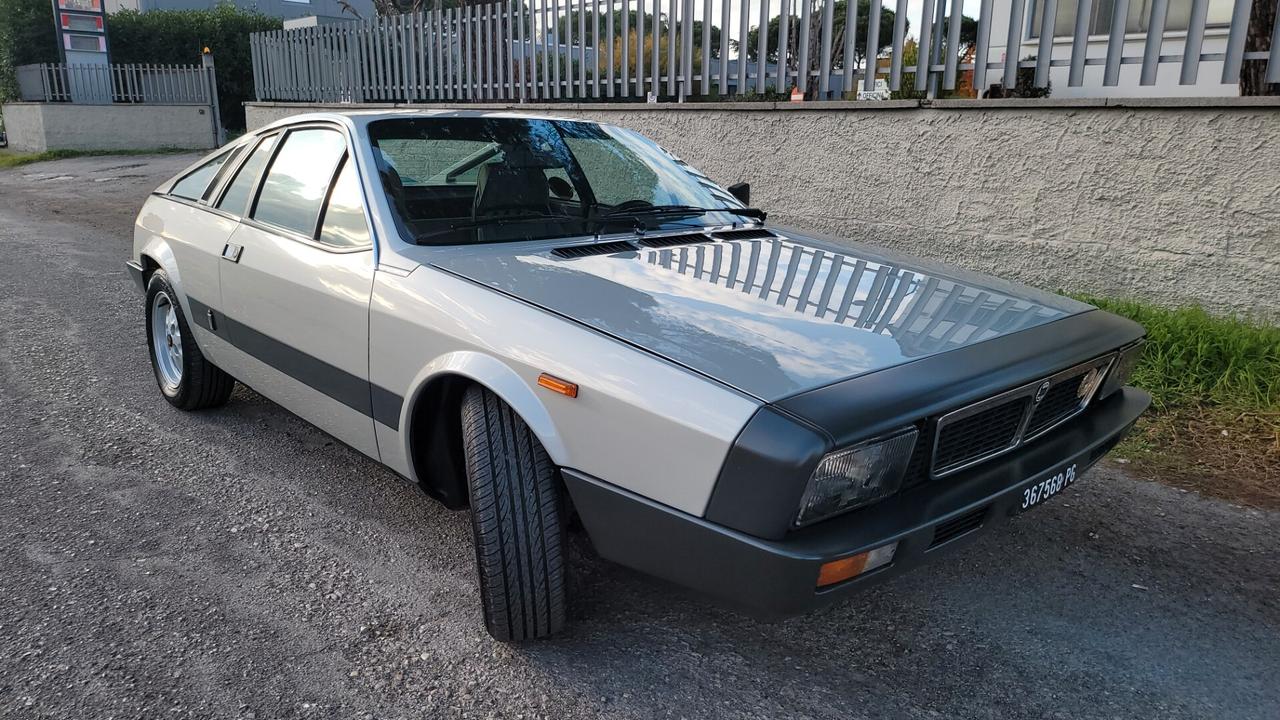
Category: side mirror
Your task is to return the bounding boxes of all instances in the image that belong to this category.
[727,182,750,205]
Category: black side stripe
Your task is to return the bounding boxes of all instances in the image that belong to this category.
[187,296,405,430]
[370,384,405,430]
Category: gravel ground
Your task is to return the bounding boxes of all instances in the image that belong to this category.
[0,154,1277,720]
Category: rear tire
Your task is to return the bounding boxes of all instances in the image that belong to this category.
[144,271,235,411]
[461,386,567,642]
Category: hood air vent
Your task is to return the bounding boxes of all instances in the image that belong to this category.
[551,240,638,259]
[712,227,777,241]
[636,233,712,248]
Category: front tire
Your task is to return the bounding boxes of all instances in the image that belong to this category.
[144,271,235,410]
[461,386,567,641]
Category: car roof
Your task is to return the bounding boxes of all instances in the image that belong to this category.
[257,108,596,134]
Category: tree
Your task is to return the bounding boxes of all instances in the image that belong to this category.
[106,5,281,130]
[611,28,678,77]
[345,0,435,17]
[555,9,721,59]
[0,0,58,101]
[742,0,904,70]
[1240,0,1277,95]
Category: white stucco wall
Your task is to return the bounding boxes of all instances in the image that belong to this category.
[2,102,218,153]
[246,98,1280,321]
[1,103,48,153]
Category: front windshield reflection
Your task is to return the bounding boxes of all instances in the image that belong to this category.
[367,117,740,246]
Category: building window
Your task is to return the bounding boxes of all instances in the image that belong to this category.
[1028,0,1234,39]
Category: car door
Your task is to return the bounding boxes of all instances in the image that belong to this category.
[155,146,245,364]
[214,124,380,459]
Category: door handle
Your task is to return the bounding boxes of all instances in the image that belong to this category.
[221,243,243,263]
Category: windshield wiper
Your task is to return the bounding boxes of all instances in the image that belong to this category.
[592,204,767,222]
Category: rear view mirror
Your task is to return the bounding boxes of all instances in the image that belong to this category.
[728,182,750,205]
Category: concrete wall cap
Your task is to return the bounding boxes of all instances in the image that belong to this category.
[246,96,1280,112]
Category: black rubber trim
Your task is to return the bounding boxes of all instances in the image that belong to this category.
[371,383,405,430]
[125,260,146,293]
[703,407,830,539]
[187,296,228,339]
[562,387,1150,619]
[186,294,404,428]
[226,313,374,417]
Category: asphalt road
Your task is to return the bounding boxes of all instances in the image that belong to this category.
[0,154,1277,720]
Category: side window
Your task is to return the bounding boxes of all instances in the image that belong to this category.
[217,134,278,216]
[170,150,231,201]
[253,128,347,236]
[317,157,371,249]
[200,143,247,202]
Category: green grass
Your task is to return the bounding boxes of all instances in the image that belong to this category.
[1075,296,1279,509]
[0,147,195,170]
[1077,296,1280,413]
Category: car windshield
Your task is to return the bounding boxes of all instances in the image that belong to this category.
[367,117,744,245]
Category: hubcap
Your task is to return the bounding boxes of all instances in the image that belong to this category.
[151,291,184,391]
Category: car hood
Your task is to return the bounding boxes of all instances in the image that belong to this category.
[425,227,1092,401]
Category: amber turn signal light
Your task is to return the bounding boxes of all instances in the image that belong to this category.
[815,542,898,588]
[537,373,578,398]
[817,555,869,587]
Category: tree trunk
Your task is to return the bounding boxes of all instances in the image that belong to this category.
[1240,0,1278,95]
[806,2,822,98]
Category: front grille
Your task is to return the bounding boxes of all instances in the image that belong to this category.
[930,505,989,549]
[925,354,1117,478]
[1024,373,1088,437]
[933,397,1030,474]
[551,240,637,258]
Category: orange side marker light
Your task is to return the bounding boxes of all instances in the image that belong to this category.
[817,554,871,588]
[816,542,898,588]
[537,373,578,398]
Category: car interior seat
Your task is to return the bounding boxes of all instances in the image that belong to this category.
[472,163,552,219]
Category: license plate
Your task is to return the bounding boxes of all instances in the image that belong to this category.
[1014,463,1078,515]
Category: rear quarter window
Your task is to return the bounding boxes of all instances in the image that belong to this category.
[317,157,371,249]
[169,150,232,201]
[217,134,278,216]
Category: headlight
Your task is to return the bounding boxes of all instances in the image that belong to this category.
[1098,340,1145,400]
[795,427,918,527]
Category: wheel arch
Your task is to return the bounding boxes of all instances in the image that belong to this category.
[399,352,568,510]
[136,237,182,299]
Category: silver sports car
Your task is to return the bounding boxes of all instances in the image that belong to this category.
[128,110,1150,641]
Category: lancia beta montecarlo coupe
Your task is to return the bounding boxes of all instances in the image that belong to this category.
[128,110,1150,641]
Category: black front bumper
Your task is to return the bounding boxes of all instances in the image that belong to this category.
[562,387,1150,619]
[126,260,147,293]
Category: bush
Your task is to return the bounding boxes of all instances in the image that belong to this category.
[107,4,280,130]
[0,0,58,101]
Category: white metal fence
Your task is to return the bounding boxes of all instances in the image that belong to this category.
[249,0,1280,102]
[16,63,214,105]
